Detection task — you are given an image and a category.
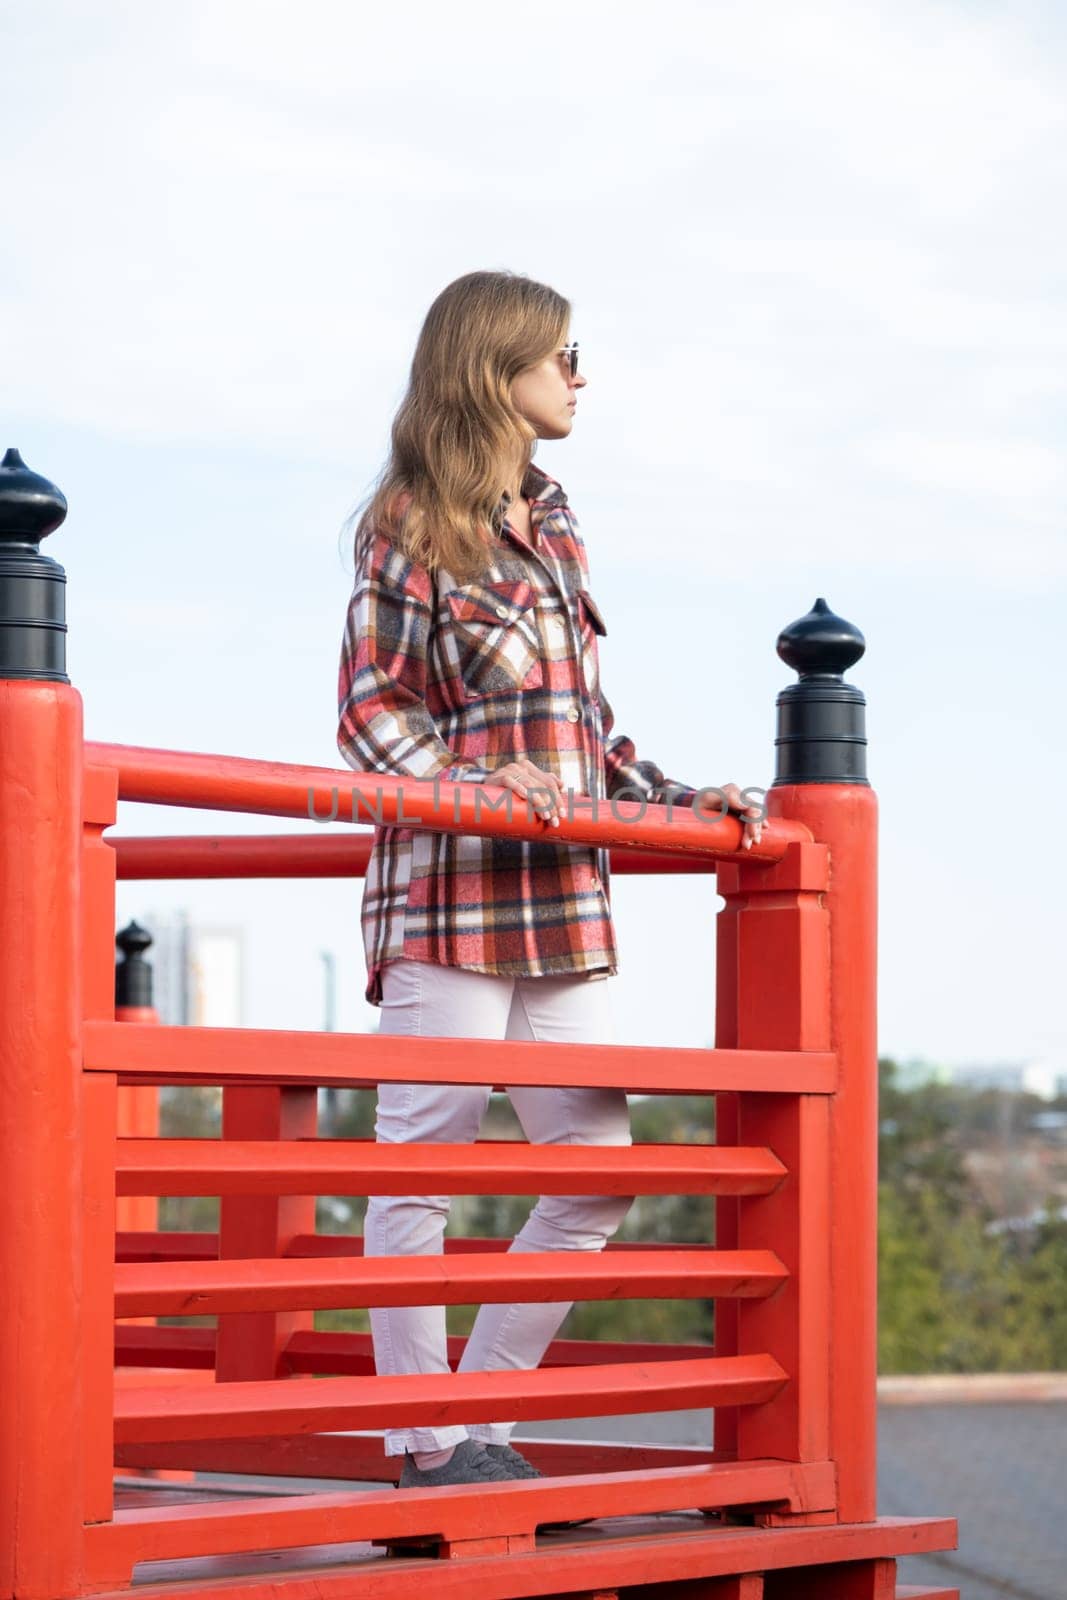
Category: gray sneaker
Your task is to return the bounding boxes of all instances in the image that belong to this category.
[485,1443,542,1479]
[485,1443,595,1528]
[398,1437,513,1489]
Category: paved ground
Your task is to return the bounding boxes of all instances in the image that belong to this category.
[512,1404,1066,1600]
[187,1402,1064,1598]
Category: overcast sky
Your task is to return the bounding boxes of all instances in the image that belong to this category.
[3,1,1064,1070]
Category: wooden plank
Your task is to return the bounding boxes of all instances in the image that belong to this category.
[83,741,811,865]
[115,1230,716,1261]
[114,1323,716,1373]
[113,1354,788,1441]
[635,1580,764,1600]
[764,1555,895,1597]
[216,1086,319,1384]
[84,1019,838,1095]
[735,1095,831,1467]
[115,1139,787,1197]
[81,1517,960,1600]
[114,1433,720,1481]
[114,1247,787,1317]
[86,1455,832,1576]
[110,832,719,879]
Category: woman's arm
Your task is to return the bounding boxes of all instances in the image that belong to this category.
[599,688,700,807]
[337,530,492,782]
[599,688,765,846]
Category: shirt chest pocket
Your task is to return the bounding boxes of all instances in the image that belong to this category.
[444,578,545,700]
[577,588,608,699]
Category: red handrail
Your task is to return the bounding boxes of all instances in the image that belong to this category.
[0,447,957,1597]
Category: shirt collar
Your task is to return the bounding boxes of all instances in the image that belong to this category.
[496,462,569,550]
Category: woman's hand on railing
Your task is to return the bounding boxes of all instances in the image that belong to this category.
[480,761,566,827]
[696,782,766,850]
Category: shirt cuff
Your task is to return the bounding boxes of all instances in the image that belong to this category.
[661,783,701,808]
[440,763,494,784]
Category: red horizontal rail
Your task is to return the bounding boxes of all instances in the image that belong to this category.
[114,1247,786,1316]
[110,833,718,879]
[289,1233,714,1257]
[114,1229,717,1262]
[115,1138,786,1197]
[113,1353,788,1441]
[113,1323,714,1374]
[85,740,809,863]
[85,1512,956,1600]
[85,1020,838,1094]
[86,1454,832,1581]
[113,1432,719,1482]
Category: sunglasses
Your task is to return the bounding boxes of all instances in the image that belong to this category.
[558,342,579,379]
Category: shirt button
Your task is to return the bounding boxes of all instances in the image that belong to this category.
[495,604,510,619]
[565,706,581,722]
[552,615,566,629]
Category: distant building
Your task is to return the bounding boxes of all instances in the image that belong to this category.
[890,1057,954,1090]
[947,1059,1064,1100]
[134,909,244,1026]
[949,1061,1027,1094]
[188,926,244,1026]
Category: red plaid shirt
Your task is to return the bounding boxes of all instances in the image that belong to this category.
[336,461,699,1004]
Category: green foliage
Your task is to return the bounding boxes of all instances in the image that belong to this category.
[157,1069,1067,1371]
[877,1057,1067,1373]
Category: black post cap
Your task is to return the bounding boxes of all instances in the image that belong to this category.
[772,597,868,786]
[116,920,154,1009]
[0,448,69,682]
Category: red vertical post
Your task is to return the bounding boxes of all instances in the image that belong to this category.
[81,766,121,1524]
[115,921,161,1236]
[716,843,833,1479]
[768,599,878,1523]
[0,451,86,1600]
[771,784,878,1519]
[215,1086,319,1380]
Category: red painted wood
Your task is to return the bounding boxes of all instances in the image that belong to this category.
[83,1511,954,1599]
[81,767,123,1526]
[770,785,879,1522]
[115,1138,787,1197]
[116,1325,216,1367]
[114,1037,160,1236]
[84,740,812,864]
[735,1097,831,1468]
[116,1230,221,1261]
[286,1233,717,1257]
[632,1580,764,1600]
[0,682,88,1600]
[716,841,833,1478]
[114,1354,788,1442]
[86,1019,838,1095]
[763,1555,895,1597]
[114,1322,715,1375]
[216,1087,319,1382]
[114,1433,720,1481]
[114,1247,787,1316]
[114,1229,718,1261]
[110,832,718,879]
[82,1073,119,1526]
[86,1457,832,1574]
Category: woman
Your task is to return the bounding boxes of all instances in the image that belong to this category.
[336,270,763,1490]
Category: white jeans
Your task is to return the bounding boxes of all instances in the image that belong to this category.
[364,957,633,1456]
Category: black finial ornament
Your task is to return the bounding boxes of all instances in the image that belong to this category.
[773,598,868,786]
[116,920,155,1008]
[0,449,69,682]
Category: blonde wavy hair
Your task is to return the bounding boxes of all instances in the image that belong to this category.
[349,270,571,583]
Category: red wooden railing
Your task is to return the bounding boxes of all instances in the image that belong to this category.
[0,447,958,1600]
